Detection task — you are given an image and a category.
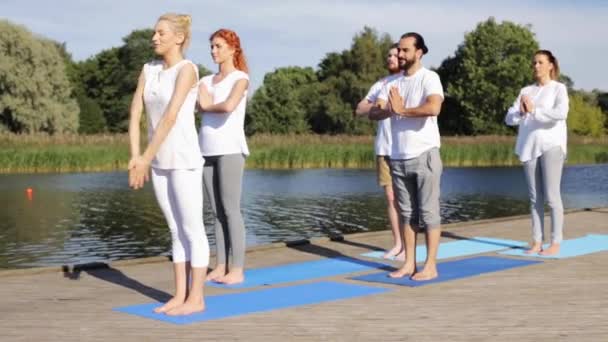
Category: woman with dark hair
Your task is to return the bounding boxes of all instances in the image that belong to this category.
[505,50,569,256]
[198,29,249,285]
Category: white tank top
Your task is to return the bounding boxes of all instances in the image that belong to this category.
[143,59,203,169]
[198,70,250,156]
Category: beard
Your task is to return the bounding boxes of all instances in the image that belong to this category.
[399,58,415,71]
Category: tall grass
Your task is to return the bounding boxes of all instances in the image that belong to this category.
[0,134,129,173]
[248,134,375,169]
[0,133,606,173]
[248,134,608,168]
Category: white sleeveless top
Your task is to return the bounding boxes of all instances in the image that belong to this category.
[143,59,203,169]
[198,70,250,156]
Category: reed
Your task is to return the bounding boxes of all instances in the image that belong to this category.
[0,133,606,173]
[0,133,129,173]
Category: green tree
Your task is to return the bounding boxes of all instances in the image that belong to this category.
[55,41,108,133]
[568,94,605,137]
[0,20,79,133]
[76,30,152,132]
[437,17,539,135]
[76,29,212,132]
[596,91,608,112]
[309,27,394,134]
[198,65,212,78]
[595,90,608,131]
[247,67,316,135]
[76,93,107,134]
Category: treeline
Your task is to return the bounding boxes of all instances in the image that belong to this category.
[0,20,210,134]
[1,18,606,136]
[247,19,607,137]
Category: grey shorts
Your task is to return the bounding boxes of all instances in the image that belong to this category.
[390,148,442,229]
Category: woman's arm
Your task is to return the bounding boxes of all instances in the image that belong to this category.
[199,78,249,113]
[128,68,145,188]
[532,85,569,123]
[505,92,524,126]
[130,64,198,189]
[142,64,198,163]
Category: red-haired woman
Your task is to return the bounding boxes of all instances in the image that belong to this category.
[198,29,249,285]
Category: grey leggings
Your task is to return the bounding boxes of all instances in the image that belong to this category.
[522,146,565,244]
[203,154,246,267]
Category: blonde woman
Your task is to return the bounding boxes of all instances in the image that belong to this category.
[128,13,209,315]
[505,50,569,256]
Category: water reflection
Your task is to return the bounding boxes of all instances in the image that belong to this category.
[1,164,607,268]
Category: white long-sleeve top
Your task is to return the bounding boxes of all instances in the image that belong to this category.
[505,80,569,162]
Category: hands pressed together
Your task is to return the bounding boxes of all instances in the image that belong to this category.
[519,95,535,117]
[387,87,406,116]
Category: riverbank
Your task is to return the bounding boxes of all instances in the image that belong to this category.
[1,133,607,173]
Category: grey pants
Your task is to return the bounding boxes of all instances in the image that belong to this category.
[522,146,565,244]
[390,148,442,229]
[203,154,246,267]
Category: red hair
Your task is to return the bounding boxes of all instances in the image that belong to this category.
[210,29,248,74]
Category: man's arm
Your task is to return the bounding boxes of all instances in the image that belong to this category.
[368,99,393,121]
[391,93,443,117]
[354,99,373,117]
[388,84,443,118]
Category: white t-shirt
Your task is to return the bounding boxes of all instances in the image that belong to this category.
[378,67,444,160]
[142,59,203,169]
[198,70,250,156]
[365,73,402,156]
[505,80,569,162]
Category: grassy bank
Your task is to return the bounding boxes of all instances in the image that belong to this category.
[1,133,607,173]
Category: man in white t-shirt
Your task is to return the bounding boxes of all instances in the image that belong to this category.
[354,43,403,260]
[370,32,444,281]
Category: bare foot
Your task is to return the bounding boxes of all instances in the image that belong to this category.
[206,265,226,282]
[383,245,403,259]
[411,264,438,281]
[166,299,205,316]
[393,251,405,262]
[153,296,185,314]
[388,264,415,278]
[217,270,245,285]
[524,242,543,254]
[539,243,560,256]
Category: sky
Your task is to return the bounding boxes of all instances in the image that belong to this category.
[1,0,607,92]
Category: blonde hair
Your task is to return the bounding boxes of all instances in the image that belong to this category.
[157,13,192,53]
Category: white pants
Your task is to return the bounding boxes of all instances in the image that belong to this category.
[151,168,209,267]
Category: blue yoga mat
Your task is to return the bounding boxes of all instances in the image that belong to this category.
[114,281,390,324]
[499,234,608,259]
[361,237,527,261]
[208,256,391,289]
[351,256,542,287]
